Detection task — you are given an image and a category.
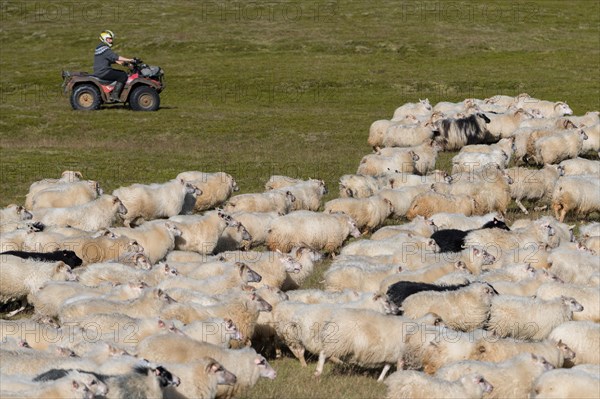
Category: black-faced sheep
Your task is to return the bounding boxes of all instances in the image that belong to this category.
[0,249,82,268]
[430,218,510,253]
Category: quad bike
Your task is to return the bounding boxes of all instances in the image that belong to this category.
[62,59,164,111]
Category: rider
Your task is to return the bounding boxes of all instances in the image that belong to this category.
[94,30,135,101]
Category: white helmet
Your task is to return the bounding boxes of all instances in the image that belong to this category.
[99,30,115,47]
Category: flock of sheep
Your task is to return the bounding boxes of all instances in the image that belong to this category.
[0,92,599,399]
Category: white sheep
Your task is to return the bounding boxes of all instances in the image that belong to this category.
[0,205,34,233]
[59,287,174,322]
[161,357,237,399]
[436,353,554,399]
[401,283,497,332]
[384,370,493,399]
[505,164,562,214]
[30,180,102,210]
[581,122,600,152]
[536,281,599,322]
[566,111,600,127]
[263,175,304,190]
[406,192,478,219]
[176,171,239,212]
[136,336,276,398]
[223,190,296,214]
[381,122,435,148]
[281,179,328,212]
[357,151,420,175]
[559,157,600,176]
[266,210,361,254]
[491,269,562,296]
[369,118,416,149]
[157,262,261,295]
[391,99,432,120]
[548,320,600,365]
[432,99,477,115]
[459,137,515,159]
[464,219,559,267]
[530,368,600,399]
[281,246,323,290]
[325,259,403,292]
[548,247,600,286]
[160,291,272,340]
[485,108,535,138]
[110,220,181,264]
[377,140,442,175]
[522,100,573,118]
[218,250,301,290]
[451,150,508,174]
[324,195,393,233]
[77,261,178,287]
[487,295,583,340]
[1,256,76,307]
[169,210,237,255]
[338,174,383,198]
[579,221,600,238]
[475,337,575,369]
[113,179,201,227]
[532,129,588,165]
[433,166,512,215]
[28,280,135,319]
[340,233,439,259]
[370,215,438,239]
[384,170,451,189]
[24,170,84,209]
[552,176,600,222]
[0,370,98,399]
[32,195,127,231]
[375,185,431,219]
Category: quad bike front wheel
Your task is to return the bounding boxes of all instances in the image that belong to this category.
[70,84,102,110]
[129,86,160,111]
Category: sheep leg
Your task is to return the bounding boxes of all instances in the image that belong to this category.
[534,205,548,212]
[377,364,391,382]
[289,344,307,367]
[329,356,345,365]
[515,199,529,214]
[314,350,326,377]
[396,358,405,370]
[6,300,26,318]
[559,208,567,223]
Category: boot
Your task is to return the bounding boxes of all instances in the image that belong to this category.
[110,81,124,101]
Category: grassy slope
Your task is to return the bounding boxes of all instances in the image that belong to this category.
[1,1,599,398]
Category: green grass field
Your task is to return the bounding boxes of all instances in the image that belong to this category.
[1,1,599,397]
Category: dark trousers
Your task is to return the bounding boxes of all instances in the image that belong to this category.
[97,69,127,83]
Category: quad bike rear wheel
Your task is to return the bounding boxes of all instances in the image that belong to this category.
[129,86,160,111]
[71,84,102,111]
